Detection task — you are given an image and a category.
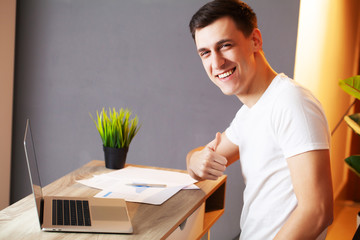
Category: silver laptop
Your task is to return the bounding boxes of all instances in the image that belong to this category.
[23,119,133,233]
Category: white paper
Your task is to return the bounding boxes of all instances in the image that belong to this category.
[76,166,199,205]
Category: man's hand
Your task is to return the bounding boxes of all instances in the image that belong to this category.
[187,132,228,180]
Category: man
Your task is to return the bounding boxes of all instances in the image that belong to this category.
[186,0,334,239]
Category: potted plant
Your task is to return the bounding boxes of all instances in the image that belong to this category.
[90,108,141,169]
[338,75,360,177]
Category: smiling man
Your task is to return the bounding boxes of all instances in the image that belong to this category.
[186,0,334,239]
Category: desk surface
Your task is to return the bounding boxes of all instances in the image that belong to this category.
[0,160,226,240]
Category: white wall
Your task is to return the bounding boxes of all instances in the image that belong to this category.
[0,0,16,210]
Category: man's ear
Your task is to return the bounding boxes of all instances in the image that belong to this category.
[251,28,263,52]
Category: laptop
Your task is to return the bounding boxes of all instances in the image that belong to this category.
[23,119,133,233]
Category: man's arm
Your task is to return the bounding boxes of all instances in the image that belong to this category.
[186,132,239,180]
[274,149,334,239]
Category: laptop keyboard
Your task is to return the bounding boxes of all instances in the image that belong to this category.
[52,199,91,226]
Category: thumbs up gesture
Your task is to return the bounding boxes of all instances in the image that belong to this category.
[207,132,222,152]
[187,132,228,180]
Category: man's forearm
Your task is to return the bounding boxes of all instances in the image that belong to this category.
[274,204,333,240]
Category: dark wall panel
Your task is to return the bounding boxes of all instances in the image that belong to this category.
[11,1,299,239]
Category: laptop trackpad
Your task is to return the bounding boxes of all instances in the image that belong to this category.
[91,206,128,221]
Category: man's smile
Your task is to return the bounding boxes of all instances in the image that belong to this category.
[217,67,236,79]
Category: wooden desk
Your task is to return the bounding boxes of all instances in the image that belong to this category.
[0,160,226,240]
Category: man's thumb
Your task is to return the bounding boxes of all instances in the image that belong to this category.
[208,132,221,151]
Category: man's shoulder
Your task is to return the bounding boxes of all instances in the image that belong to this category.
[272,75,315,106]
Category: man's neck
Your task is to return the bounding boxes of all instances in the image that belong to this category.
[237,52,277,108]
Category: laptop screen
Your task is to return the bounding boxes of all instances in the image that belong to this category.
[24,119,44,221]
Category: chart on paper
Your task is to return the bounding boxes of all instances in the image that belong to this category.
[76,166,199,205]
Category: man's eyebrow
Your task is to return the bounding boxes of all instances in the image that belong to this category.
[216,39,233,46]
[197,39,234,53]
[197,47,208,53]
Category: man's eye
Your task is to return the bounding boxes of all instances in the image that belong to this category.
[221,43,231,49]
[200,51,210,57]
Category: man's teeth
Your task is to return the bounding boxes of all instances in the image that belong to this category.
[218,69,234,79]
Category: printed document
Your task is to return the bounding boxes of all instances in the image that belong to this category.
[76,166,198,205]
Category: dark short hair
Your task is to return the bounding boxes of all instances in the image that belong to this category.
[189,0,258,40]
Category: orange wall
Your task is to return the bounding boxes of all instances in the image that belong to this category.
[0,0,16,210]
[294,0,360,197]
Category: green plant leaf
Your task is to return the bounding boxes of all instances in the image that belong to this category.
[344,113,360,135]
[339,75,360,100]
[345,155,360,177]
[90,107,141,149]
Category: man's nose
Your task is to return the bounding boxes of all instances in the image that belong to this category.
[212,53,225,69]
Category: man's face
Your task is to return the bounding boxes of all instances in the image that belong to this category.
[194,16,258,97]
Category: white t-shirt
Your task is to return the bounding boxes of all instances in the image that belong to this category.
[226,74,330,240]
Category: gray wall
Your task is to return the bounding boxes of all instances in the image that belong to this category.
[11,0,299,239]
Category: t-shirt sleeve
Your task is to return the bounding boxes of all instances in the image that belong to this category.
[272,87,330,158]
